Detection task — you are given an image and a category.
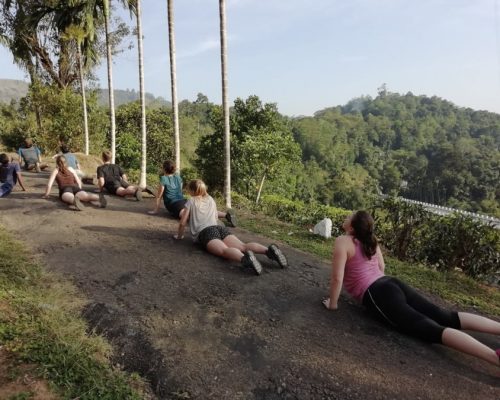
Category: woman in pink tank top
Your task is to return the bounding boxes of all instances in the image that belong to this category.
[322,210,500,368]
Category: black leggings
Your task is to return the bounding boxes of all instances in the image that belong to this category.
[362,276,461,343]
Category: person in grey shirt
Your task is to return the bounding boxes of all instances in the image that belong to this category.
[18,138,49,172]
[174,179,288,275]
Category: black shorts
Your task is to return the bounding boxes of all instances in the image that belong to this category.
[104,179,128,195]
[198,225,231,248]
[59,185,83,199]
[166,199,187,219]
[363,276,461,343]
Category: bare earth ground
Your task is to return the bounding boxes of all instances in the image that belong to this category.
[1,171,499,400]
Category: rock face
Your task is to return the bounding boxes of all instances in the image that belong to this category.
[313,218,332,239]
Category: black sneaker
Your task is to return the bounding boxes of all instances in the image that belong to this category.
[225,209,237,227]
[73,196,84,211]
[99,192,107,208]
[267,244,288,268]
[241,251,262,275]
[134,188,143,201]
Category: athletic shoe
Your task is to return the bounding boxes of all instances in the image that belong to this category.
[134,188,143,201]
[35,162,41,173]
[225,209,237,227]
[73,196,84,211]
[266,244,288,268]
[241,251,262,275]
[99,192,107,208]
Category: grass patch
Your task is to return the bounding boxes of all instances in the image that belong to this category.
[0,226,146,399]
[234,206,500,317]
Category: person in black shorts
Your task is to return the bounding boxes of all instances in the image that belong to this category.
[97,150,150,201]
[323,210,500,367]
[43,155,106,211]
[174,179,288,275]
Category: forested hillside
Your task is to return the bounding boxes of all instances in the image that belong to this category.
[292,90,500,216]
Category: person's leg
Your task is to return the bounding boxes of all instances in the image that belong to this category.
[0,183,13,197]
[115,185,138,197]
[442,328,500,366]
[458,312,500,335]
[206,238,244,262]
[76,191,99,203]
[61,192,75,205]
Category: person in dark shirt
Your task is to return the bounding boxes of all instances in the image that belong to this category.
[0,153,27,197]
[97,150,146,201]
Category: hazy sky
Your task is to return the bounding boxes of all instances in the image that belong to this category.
[1,0,499,116]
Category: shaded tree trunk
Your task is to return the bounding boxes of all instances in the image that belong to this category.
[219,0,231,208]
[77,45,89,155]
[167,0,181,171]
[256,173,266,204]
[104,0,117,163]
[136,0,147,187]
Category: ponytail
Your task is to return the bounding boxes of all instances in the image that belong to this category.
[351,210,378,259]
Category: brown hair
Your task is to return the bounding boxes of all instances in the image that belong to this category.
[0,153,9,164]
[163,160,175,174]
[102,150,112,162]
[351,210,378,259]
[24,138,33,147]
[187,179,208,197]
[56,155,68,174]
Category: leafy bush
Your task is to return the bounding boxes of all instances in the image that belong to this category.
[373,197,500,280]
[259,194,351,235]
[421,214,500,279]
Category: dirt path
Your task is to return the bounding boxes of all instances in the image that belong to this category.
[1,172,499,400]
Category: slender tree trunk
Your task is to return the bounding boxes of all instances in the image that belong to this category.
[219,0,231,208]
[77,45,89,155]
[136,0,147,187]
[28,63,43,133]
[167,0,181,171]
[104,0,117,163]
[255,173,266,204]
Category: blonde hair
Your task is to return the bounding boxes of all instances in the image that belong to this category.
[187,179,208,197]
[56,155,68,174]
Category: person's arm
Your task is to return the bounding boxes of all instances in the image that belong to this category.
[148,185,164,214]
[175,206,190,240]
[324,236,349,310]
[97,177,105,192]
[42,169,58,198]
[16,170,27,191]
[69,167,82,189]
[121,173,128,183]
[376,246,385,273]
[36,146,42,163]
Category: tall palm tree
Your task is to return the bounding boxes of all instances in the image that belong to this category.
[103,0,117,163]
[135,0,147,187]
[167,0,180,171]
[219,0,231,208]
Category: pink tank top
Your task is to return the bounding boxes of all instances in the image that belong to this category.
[343,239,384,302]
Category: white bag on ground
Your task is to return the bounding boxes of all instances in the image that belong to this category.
[313,218,332,239]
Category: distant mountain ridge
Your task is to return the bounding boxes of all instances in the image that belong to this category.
[0,79,170,108]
